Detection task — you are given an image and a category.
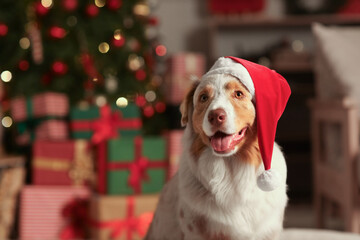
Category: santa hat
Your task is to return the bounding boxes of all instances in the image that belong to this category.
[204,56,291,191]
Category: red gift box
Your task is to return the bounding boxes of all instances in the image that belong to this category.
[208,0,264,14]
[32,140,94,186]
[19,186,90,240]
[164,52,206,105]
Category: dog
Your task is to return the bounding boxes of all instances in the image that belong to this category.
[145,57,289,240]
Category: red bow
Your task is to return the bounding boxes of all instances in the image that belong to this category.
[93,196,154,240]
[127,137,149,193]
[60,198,89,240]
[92,105,120,144]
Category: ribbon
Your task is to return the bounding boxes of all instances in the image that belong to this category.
[91,105,120,145]
[60,198,89,240]
[92,196,154,240]
[128,137,149,193]
[33,157,71,171]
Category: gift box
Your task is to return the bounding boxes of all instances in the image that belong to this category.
[90,194,158,240]
[11,92,69,122]
[166,130,184,178]
[16,119,69,145]
[70,104,142,143]
[97,136,168,194]
[32,140,95,186]
[208,0,264,14]
[19,186,90,240]
[164,52,206,105]
[0,156,26,240]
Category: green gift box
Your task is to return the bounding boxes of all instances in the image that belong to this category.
[70,104,142,140]
[104,136,168,195]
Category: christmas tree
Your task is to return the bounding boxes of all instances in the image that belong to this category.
[0,0,166,137]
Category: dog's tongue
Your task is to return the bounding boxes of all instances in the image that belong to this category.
[210,132,235,152]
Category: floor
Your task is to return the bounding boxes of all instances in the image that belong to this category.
[284,202,344,230]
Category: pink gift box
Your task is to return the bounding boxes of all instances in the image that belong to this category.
[164,53,206,104]
[166,130,184,178]
[19,186,90,240]
[35,119,68,140]
[11,92,69,122]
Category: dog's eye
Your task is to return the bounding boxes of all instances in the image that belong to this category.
[234,91,243,99]
[199,94,208,102]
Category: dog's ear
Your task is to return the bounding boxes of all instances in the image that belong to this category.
[180,81,199,127]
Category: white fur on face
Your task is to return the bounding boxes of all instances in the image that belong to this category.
[194,74,239,138]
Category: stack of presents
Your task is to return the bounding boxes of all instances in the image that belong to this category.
[0,52,205,240]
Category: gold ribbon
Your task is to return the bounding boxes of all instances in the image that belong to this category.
[33,158,71,171]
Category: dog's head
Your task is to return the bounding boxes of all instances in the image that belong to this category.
[181,73,257,158]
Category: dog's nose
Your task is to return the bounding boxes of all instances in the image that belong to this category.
[208,108,226,126]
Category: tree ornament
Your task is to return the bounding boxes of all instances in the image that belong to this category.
[112,30,125,48]
[143,105,154,118]
[18,60,30,71]
[80,53,103,83]
[148,17,159,26]
[35,1,50,16]
[133,2,150,17]
[155,101,166,113]
[0,23,8,37]
[107,0,122,11]
[135,95,146,107]
[27,23,44,64]
[49,26,67,39]
[135,69,146,81]
[105,75,118,93]
[41,73,52,85]
[86,4,99,17]
[128,54,144,71]
[62,0,78,11]
[52,61,68,75]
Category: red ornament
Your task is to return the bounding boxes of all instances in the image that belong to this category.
[0,23,8,37]
[135,69,146,81]
[148,17,159,26]
[135,95,146,107]
[49,26,67,39]
[41,73,52,85]
[107,0,122,10]
[35,1,50,16]
[86,4,99,17]
[80,53,103,82]
[18,60,29,71]
[155,102,166,113]
[112,37,125,48]
[52,61,68,75]
[62,0,78,11]
[143,105,154,118]
[155,45,167,57]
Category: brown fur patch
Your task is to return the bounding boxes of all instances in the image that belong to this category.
[180,81,199,126]
[179,209,184,218]
[194,216,207,235]
[209,232,231,240]
[187,224,193,232]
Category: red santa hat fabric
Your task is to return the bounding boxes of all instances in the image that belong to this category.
[207,56,291,191]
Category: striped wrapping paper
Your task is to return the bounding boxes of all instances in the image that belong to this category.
[166,130,184,178]
[35,119,68,140]
[19,186,90,240]
[11,92,69,122]
[164,52,206,105]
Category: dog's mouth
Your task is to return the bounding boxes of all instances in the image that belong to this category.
[209,127,247,154]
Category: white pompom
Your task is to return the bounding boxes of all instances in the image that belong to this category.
[256,169,281,191]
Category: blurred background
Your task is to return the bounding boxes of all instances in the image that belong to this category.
[1,0,360,239]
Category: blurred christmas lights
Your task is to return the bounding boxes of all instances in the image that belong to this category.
[2,116,13,128]
[95,0,105,8]
[1,70,12,82]
[41,0,53,8]
[145,90,156,102]
[98,42,110,53]
[19,37,30,49]
[155,45,166,56]
[116,97,128,108]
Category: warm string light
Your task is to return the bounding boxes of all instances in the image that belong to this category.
[41,0,53,8]
[2,116,13,128]
[1,70,12,82]
[98,42,110,53]
[19,37,30,49]
[95,0,105,7]
[116,97,128,108]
